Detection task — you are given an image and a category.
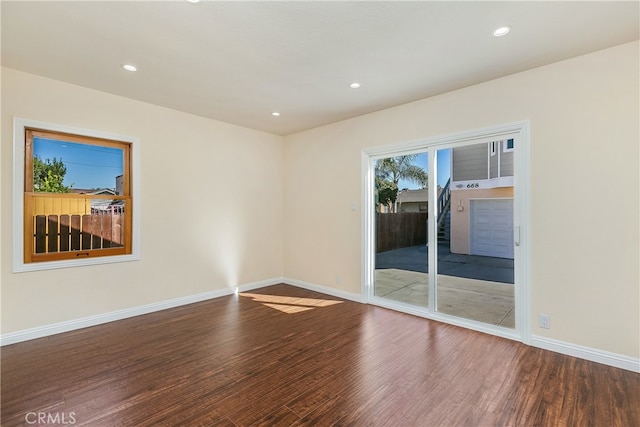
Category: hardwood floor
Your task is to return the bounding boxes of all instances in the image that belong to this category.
[2,284,639,426]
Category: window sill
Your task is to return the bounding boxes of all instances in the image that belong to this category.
[14,253,140,273]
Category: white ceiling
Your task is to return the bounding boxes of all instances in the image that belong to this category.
[2,1,638,136]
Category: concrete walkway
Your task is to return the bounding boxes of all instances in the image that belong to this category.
[374,269,514,328]
[374,244,515,328]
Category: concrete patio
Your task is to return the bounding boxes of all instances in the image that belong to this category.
[375,244,515,328]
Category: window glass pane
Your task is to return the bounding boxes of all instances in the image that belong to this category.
[30,195,126,255]
[437,142,515,328]
[32,137,124,194]
[374,153,429,308]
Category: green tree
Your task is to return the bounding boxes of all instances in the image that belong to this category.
[375,177,398,212]
[33,156,72,193]
[375,155,428,212]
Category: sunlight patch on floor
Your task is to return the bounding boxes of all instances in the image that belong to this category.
[239,293,343,313]
[261,303,315,314]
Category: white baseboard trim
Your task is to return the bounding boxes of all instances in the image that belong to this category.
[531,335,640,373]
[237,277,284,293]
[0,277,283,346]
[283,277,363,303]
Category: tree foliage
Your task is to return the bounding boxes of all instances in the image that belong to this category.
[375,154,428,212]
[33,156,72,193]
[376,155,428,189]
[375,177,398,211]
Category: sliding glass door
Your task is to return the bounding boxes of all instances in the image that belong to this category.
[368,125,526,337]
[373,153,429,308]
[433,142,515,329]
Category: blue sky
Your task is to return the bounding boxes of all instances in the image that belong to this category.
[33,137,123,189]
[397,149,451,190]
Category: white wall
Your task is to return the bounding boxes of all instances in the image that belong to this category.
[1,68,284,333]
[283,42,640,359]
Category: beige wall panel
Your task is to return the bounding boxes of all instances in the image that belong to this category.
[1,68,284,333]
[283,42,639,358]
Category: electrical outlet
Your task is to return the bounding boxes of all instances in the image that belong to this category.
[539,314,550,329]
[335,275,342,285]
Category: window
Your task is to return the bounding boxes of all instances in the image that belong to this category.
[14,119,140,271]
[490,141,497,156]
[503,138,514,152]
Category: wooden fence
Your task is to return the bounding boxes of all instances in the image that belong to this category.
[33,213,124,254]
[376,212,428,253]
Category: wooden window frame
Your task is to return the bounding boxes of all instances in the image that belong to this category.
[13,118,140,272]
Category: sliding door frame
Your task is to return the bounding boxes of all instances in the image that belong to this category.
[361,121,531,344]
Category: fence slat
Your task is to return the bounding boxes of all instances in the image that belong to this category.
[91,215,102,249]
[35,215,47,254]
[59,215,70,252]
[81,215,92,250]
[112,214,122,246]
[47,215,59,253]
[101,215,112,248]
[71,215,81,250]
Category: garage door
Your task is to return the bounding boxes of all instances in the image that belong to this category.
[470,199,514,259]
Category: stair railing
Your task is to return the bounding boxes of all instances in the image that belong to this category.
[436,178,451,230]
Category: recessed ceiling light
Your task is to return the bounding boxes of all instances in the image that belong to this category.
[493,26,511,37]
[271,112,280,117]
[187,0,200,3]
[122,64,137,72]
[349,82,361,89]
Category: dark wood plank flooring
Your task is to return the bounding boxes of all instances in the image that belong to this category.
[2,284,639,426]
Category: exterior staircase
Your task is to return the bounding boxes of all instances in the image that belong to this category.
[436,178,451,242]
